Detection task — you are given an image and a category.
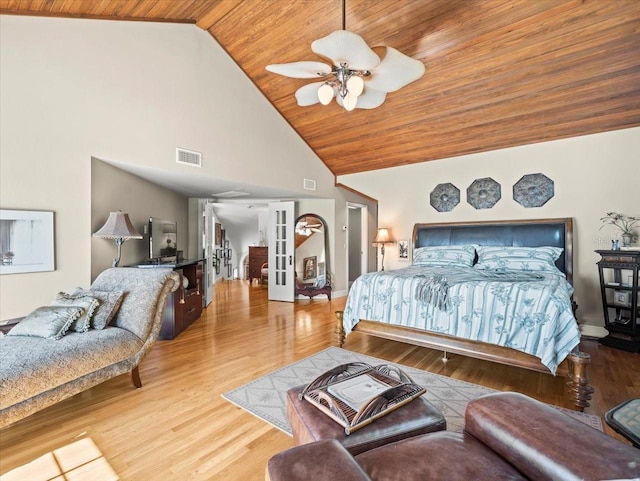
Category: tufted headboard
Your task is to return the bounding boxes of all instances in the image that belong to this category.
[412,218,573,283]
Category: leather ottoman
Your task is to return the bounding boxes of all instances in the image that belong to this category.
[286,384,446,456]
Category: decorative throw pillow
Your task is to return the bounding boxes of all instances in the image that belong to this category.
[7,306,83,340]
[52,293,99,332]
[412,245,476,268]
[475,246,564,273]
[72,288,125,329]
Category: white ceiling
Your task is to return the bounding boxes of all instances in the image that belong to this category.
[102,158,310,200]
[100,158,313,226]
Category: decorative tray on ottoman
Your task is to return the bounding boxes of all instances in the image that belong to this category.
[300,362,426,434]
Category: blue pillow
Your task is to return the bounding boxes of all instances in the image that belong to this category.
[475,246,563,273]
[412,245,476,268]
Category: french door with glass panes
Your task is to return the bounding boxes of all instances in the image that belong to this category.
[268,201,295,302]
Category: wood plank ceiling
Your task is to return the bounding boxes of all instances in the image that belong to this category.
[2,0,639,177]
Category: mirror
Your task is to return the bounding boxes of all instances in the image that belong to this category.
[295,214,330,297]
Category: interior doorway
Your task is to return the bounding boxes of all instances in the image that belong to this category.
[347,203,368,288]
[268,201,295,302]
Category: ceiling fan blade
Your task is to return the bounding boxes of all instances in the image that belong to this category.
[295,82,327,106]
[365,47,425,93]
[311,30,380,70]
[266,61,331,79]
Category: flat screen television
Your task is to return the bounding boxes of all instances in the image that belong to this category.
[149,217,177,261]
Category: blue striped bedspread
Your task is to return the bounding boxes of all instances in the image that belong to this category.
[343,265,580,374]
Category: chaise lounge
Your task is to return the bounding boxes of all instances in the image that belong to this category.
[0,267,179,428]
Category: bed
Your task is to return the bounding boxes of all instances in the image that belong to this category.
[335,218,593,410]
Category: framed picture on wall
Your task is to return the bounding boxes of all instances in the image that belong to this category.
[303,256,317,280]
[0,209,55,275]
[215,223,222,246]
[318,262,326,277]
[398,240,409,261]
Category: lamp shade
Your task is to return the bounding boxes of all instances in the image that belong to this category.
[93,212,142,240]
[373,228,392,244]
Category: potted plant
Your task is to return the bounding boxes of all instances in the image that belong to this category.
[600,212,639,247]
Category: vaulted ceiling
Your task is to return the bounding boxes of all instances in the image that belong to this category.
[2,0,639,177]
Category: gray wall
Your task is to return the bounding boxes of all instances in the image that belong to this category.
[91,159,189,280]
[348,207,363,282]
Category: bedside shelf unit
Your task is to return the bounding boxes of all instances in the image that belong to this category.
[596,250,640,353]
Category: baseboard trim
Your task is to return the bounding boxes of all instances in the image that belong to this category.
[580,324,608,339]
[332,289,348,299]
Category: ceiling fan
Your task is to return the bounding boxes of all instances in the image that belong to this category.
[266,0,425,111]
[296,219,323,236]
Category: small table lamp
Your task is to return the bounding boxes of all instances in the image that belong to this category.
[373,227,393,271]
[93,211,143,267]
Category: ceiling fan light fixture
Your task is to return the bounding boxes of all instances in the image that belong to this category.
[343,91,358,111]
[265,2,424,111]
[346,75,364,96]
[295,82,326,106]
[318,83,335,105]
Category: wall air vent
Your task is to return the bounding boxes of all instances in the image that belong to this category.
[176,148,202,167]
[303,178,317,191]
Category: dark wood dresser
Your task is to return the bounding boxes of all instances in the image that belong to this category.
[249,246,268,283]
[132,259,203,340]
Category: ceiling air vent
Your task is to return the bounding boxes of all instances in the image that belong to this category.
[303,178,316,191]
[211,190,251,198]
[176,148,202,167]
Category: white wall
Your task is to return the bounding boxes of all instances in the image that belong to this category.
[339,128,640,332]
[0,15,336,320]
[212,204,263,280]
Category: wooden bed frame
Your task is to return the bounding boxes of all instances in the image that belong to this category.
[336,218,593,410]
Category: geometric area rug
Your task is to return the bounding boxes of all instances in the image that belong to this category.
[222,347,603,435]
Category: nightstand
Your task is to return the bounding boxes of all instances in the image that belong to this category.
[596,250,640,353]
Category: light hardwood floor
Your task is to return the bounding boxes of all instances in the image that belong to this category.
[1,280,638,480]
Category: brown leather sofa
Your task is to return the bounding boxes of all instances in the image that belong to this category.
[266,392,640,481]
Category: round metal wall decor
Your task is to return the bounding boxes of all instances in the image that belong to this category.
[513,173,554,208]
[467,177,501,209]
[430,183,460,212]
